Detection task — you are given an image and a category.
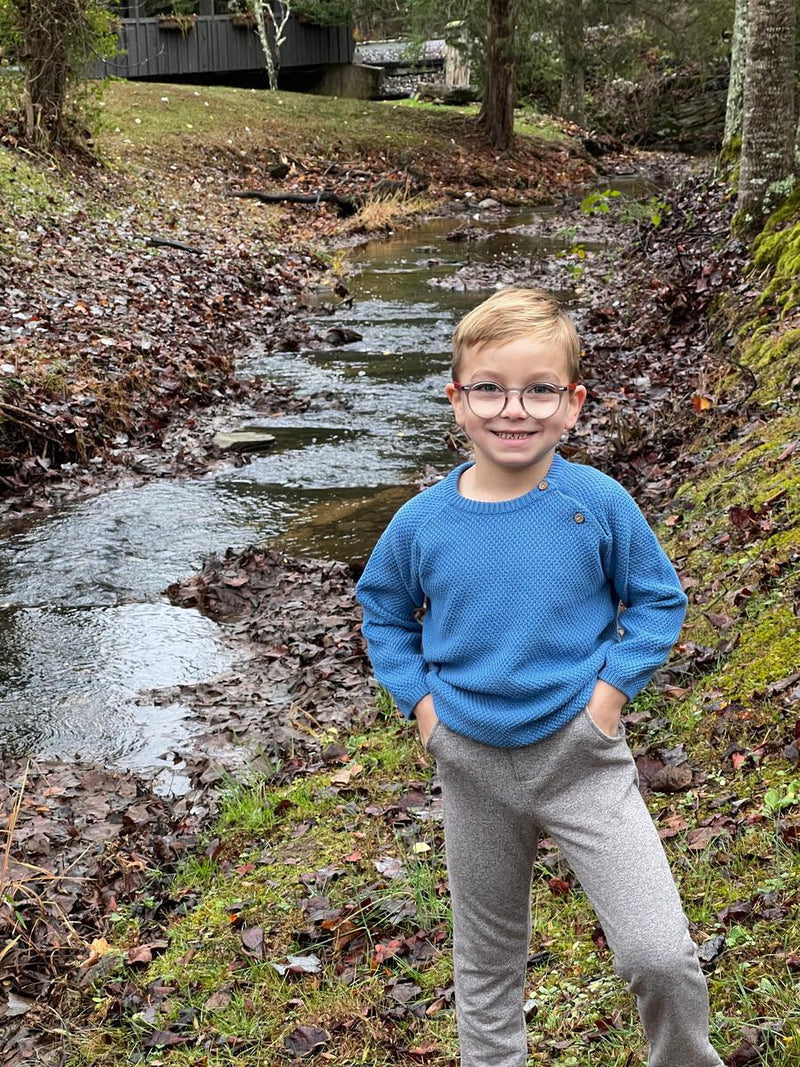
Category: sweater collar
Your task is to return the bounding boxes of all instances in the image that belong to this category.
[444,453,566,513]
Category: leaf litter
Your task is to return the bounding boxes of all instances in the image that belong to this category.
[1,143,799,1062]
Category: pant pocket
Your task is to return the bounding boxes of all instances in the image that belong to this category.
[423,718,443,755]
[583,704,626,743]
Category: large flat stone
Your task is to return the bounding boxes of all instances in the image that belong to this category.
[213,430,277,453]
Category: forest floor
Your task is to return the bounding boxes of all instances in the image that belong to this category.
[1,85,799,1067]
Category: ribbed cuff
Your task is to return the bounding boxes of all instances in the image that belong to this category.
[598,665,641,702]
[397,684,432,719]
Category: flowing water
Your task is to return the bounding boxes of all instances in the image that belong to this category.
[0,188,656,770]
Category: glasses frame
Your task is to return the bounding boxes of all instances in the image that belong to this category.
[452,381,579,420]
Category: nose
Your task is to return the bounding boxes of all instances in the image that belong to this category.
[501,389,528,418]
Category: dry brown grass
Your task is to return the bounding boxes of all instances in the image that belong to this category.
[343,191,435,234]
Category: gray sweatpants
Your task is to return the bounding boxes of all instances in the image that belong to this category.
[425,708,724,1067]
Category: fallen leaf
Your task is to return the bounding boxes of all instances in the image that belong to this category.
[272,953,322,976]
[79,937,114,968]
[686,826,722,850]
[126,944,153,966]
[142,1030,190,1048]
[374,938,404,963]
[241,926,264,957]
[2,992,35,1017]
[204,989,233,1011]
[374,856,405,879]
[283,1024,329,1056]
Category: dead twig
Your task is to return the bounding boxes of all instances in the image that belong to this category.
[1,760,30,896]
[0,400,61,428]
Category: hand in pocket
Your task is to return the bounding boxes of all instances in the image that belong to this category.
[586,679,627,738]
[413,693,438,749]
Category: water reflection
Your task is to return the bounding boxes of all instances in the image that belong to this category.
[0,602,230,762]
[0,206,572,765]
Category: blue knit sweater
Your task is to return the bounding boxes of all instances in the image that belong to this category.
[356,454,688,747]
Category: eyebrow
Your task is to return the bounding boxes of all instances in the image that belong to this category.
[466,371,565,382]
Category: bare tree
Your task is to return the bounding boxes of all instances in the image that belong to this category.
[478,0,517,151]
[250,0,292,91]
[559,0,585,126]
[737,0,796,226]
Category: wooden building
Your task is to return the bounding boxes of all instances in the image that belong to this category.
[98,2,355,82]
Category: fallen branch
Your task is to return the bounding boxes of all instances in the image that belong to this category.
[145,236,203,255]
[232,189,359,218]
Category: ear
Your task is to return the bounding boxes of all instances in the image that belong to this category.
[445,381,467,428]
[564,384,587,431]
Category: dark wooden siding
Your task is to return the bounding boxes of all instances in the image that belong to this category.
[94,14,354,79]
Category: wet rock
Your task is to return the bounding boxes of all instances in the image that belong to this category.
[477,197,502,210]
[212,430,277,453]
[445,224,491,243]
[324,326,363,346]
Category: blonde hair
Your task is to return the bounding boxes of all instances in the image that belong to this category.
[452,288,581,381]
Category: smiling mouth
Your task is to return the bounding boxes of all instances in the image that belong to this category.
[492,431,534,439]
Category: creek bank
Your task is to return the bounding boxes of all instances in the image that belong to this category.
[0,549,376,1064]
[2,81,651,517]
[62,170,798,1067]
[0,197,335,517]
[4,130,798,1060]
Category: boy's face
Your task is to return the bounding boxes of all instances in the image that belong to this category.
[445,334,586,488]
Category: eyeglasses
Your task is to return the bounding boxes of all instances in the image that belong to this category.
[453,381,578,420]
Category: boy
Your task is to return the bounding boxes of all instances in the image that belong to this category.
[356,289,723,1067]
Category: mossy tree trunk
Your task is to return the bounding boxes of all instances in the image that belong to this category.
[478,0,517,152]
[737,0,797,227]
[722,0,748,150]
[559,0,585,127]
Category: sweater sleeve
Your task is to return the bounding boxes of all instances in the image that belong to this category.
[597,487,688,701]
[355,511,430,718]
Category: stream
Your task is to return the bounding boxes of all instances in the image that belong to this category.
[0,183,657,775]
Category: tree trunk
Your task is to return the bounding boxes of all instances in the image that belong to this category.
[559,0,585,126]
[737,0,796,226]
[20,0,75,143]
[251,0,291,90]
[251,0,278,90]
[722,0,748,149]
[478,0,517,152]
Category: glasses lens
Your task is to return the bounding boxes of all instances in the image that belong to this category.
[521,384,561,419]
[466,384,506,419]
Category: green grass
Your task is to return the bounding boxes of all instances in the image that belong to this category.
[66,696,800,1066]
[95,81,570,170]
[0,149,73,237]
